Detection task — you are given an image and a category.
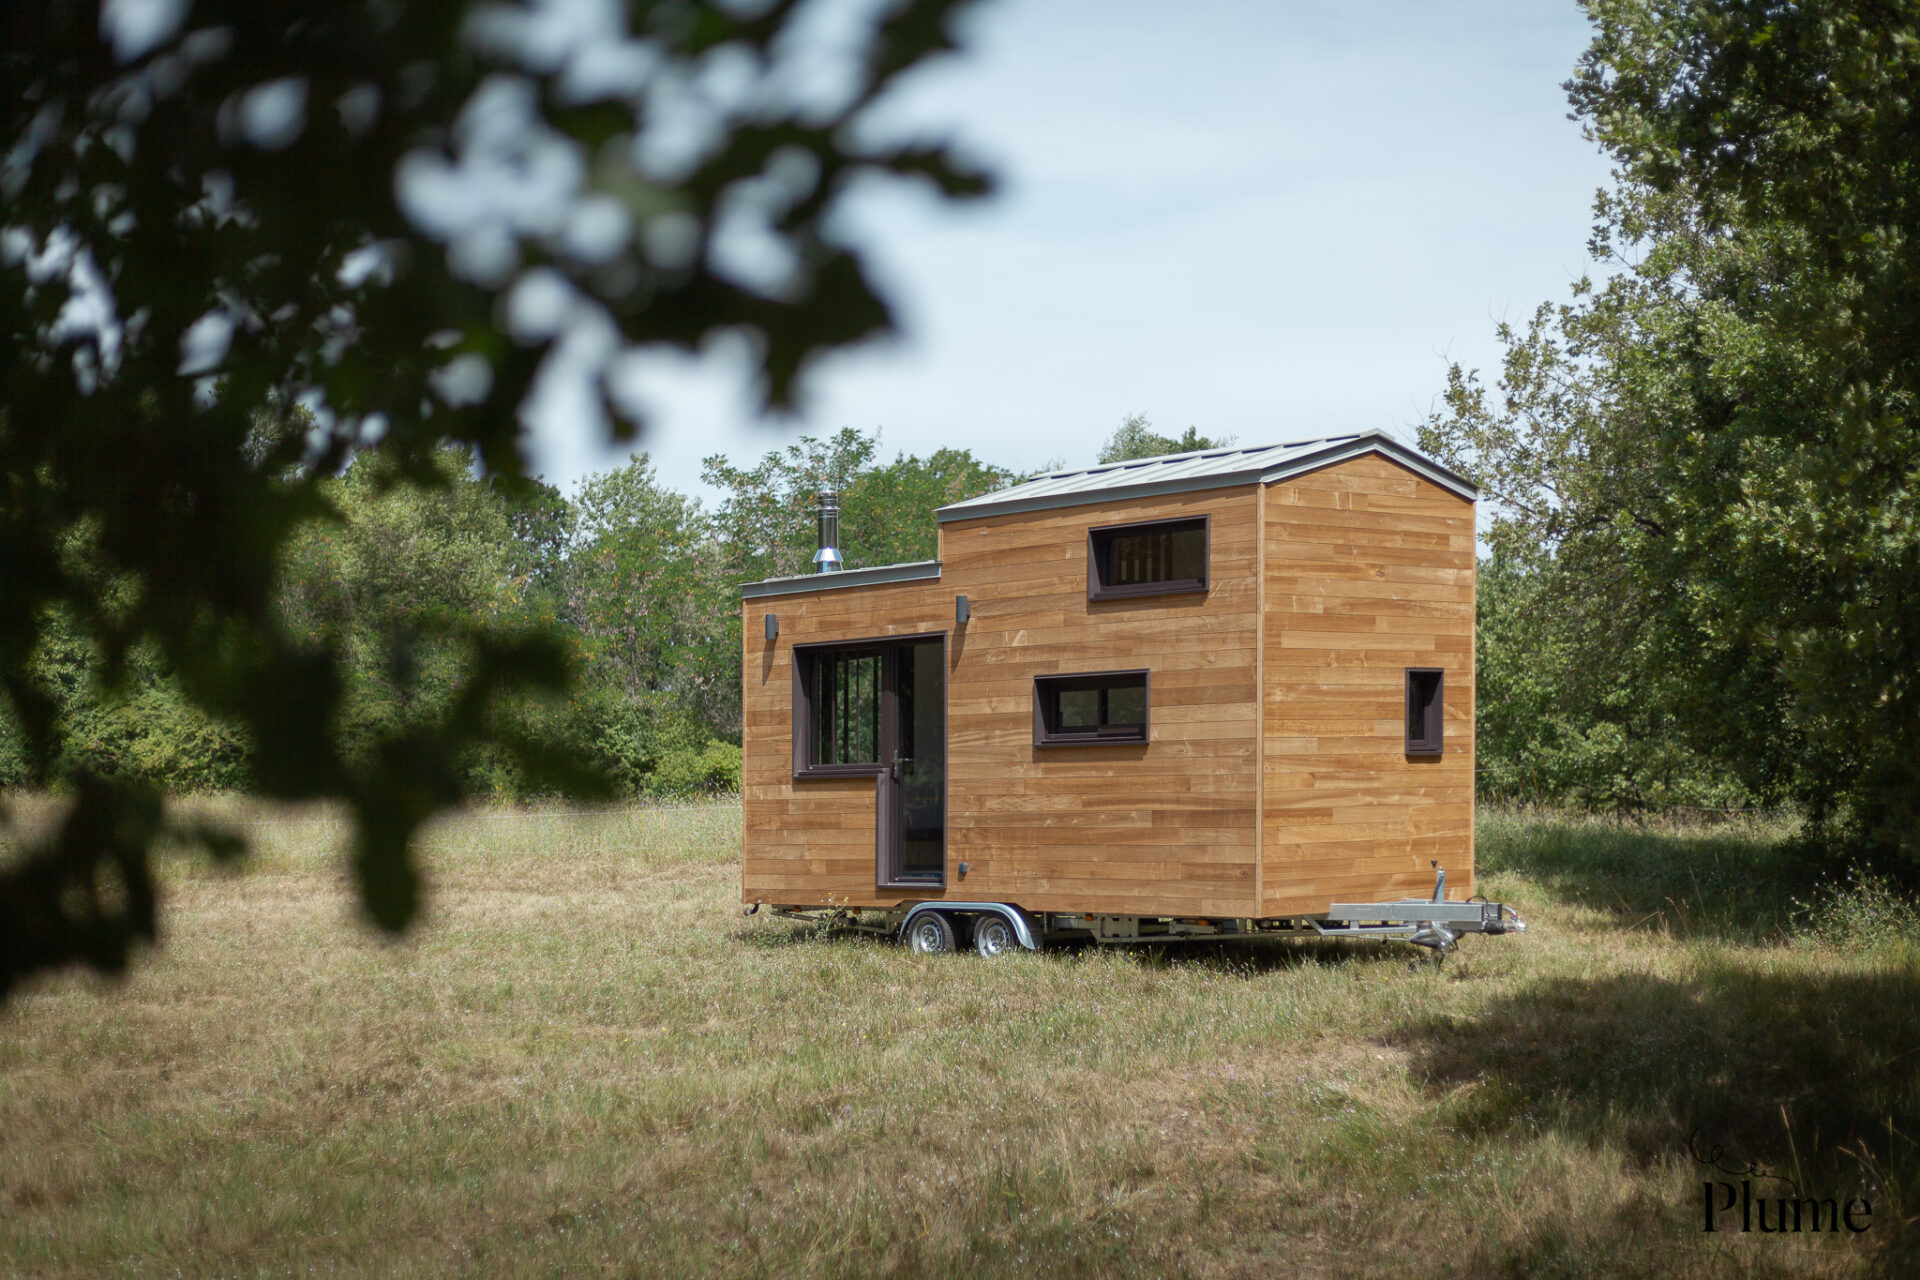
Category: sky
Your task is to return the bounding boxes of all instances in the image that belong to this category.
[525,0,1616,501]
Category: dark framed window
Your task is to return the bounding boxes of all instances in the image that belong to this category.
[793,643,886,776]
[1406,668,1443,756]
[1087,516,1208,600]
[1033,670,1150,746]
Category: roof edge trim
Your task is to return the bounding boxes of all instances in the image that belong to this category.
[935,438,1475,523]
[740,560,942,599]
[936,470,1268,522]
[1257,438,1478,501]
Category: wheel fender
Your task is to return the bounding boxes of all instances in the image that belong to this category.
[898,902,1037,951]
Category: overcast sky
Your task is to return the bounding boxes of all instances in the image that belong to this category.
[526,0,1615,500]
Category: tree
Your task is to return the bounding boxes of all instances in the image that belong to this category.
[704,427,1014,583]
[0,0,991,997]
[1421,1,1920,857]
[566,455,733,734]
[1096,412,1231,463]
[276,446,536,778]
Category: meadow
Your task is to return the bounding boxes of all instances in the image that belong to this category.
[2,802,1916,1278]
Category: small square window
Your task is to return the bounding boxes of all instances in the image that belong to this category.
[1034,670,1150,746]
[1087,517,1208,600]
[1406,668,1443,756]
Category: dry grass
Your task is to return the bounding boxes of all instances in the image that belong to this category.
[2,801,1916,1278]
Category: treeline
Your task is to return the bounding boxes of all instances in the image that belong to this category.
[1424,3,1920,867]
[0,429,1013,800]
[4,369,1904,845]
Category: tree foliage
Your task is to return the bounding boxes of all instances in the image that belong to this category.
[703,427,1014,583]
[1096,412,1231,464]
[0,0,989,997]
[1423,0,1920,854]
[0,429,1014,813]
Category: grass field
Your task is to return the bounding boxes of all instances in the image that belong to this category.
[3,801,1917,1278]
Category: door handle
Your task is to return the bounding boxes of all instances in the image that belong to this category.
[891,752,913,781]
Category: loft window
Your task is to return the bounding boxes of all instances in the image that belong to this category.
[1033,670,1150,747]
[1087,516,1208,600]
[1406,668,1444,756]
[794,644,884,775]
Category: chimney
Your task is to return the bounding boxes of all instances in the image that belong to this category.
[813,490,844,573]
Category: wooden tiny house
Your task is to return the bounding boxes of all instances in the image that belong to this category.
[741,433,1523,954]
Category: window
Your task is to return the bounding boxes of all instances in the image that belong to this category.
[1406,668,1444,756]
[793,643,885,775]
[1033,670,1150,746]
[1087,516,1208,599]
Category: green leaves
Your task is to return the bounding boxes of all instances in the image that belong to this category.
[702,427,1015,584]
[1430,2,1920,854]
[1096,413,1232,464]
[0,0,991,995]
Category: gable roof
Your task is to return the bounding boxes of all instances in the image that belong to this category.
[934,430,1475,523]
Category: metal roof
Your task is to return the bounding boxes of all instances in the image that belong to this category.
[740,559,941,599]
[935,429,1476,523]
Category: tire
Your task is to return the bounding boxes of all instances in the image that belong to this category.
[973,914,1017,958]
[906,911,956,955]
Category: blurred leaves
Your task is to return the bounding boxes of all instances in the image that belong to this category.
[0,0,990,996]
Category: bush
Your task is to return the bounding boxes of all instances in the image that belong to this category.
[478,687,739,800]
[646,741,742,798]
[1793,870,1920,956]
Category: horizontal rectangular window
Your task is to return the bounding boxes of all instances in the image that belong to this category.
[1033,670,1150,747]
[1087,516,1208,600]
[1406,667,1443,756]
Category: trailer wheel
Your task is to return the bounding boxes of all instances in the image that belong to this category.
[906,912,956,955]
[973,915,1016,958]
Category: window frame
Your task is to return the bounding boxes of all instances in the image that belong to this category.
[1032,669,1152,747]
[1405,667,1444,757]
[791,639,890,779]
[1086,515,1210,601]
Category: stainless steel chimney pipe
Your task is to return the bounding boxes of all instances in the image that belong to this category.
[813,490,843,573]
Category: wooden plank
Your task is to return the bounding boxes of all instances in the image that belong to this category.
[744,484,1263,917]
[1262,453,1475,909]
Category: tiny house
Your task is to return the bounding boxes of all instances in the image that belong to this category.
[739,432,1525,955]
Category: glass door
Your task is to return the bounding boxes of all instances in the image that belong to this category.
[879,638,945,886]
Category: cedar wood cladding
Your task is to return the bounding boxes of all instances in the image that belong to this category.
[740,454,1474,917]
[743,487,1258,916]
[1262,454,1475,915]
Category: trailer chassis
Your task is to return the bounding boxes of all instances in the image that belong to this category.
[757,866,1526,960]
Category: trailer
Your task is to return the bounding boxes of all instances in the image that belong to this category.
[738,433,1528,958]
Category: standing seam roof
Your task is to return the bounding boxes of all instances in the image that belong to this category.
[934,429,1476,523]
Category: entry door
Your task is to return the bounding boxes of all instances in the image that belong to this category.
[879,638,946,886]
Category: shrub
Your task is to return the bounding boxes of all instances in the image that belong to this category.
[1793,870,1920,956]
[645,741,742,798]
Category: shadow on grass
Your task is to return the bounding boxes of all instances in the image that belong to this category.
[1399,957,1920,1270]
[1102,936,1418,975]
[731,920,896,952]
[1480,810,1821,943]
[736,916,1416,974]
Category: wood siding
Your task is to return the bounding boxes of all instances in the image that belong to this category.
[742,487,1262,917]
[1260,454,1476,916]
[741,452,1475,920]
[742,578,952,905]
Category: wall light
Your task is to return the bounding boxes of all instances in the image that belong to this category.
[955,594,970,625]
[764,613,779,640]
